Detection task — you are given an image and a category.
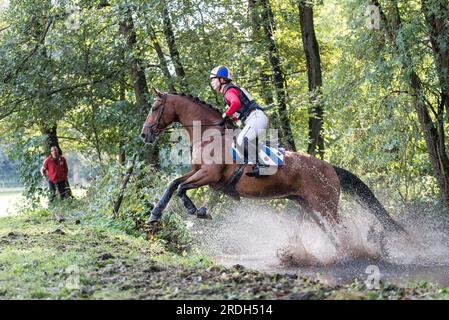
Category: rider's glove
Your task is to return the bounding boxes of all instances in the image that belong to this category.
[219,117,227,126]
[219,112,228,126]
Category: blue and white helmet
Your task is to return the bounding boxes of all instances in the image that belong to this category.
[210,65,233,81]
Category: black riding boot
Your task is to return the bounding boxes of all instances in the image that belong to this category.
[240,139,261,177]
[245,163,260,177]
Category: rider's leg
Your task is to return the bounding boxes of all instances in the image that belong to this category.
[236,110,268,177]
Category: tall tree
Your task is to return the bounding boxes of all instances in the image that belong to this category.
[119,6,150,114]
[421,0,449,118]
[248,0,278,125]
[119,5,158,165]
[373,0,449,205]
[160,0,187,92]
[147,24,176,93]
[299,0,324,159]
[258,0,297,151]
[117,73,126,166]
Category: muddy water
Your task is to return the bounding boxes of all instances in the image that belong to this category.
[191,200,449,287]
[214,256,449,287]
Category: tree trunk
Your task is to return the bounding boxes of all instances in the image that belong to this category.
[299,0,324,159]
[411,73,449,205]
[374,0,449,205]
[119,7,159,166]
[119,9,150,114]
[118,68,126,166]
[40,125,61,155]
[248,0,281,130]
[259,0,297,151]
[161,0,187,92]
[147,24,176,93]
[421,0,449,117]
[113,160,134,217]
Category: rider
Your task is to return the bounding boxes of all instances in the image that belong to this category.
[210,65,268,177]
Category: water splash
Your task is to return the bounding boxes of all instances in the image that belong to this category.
[191,199,449,285]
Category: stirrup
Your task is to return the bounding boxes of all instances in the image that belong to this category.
[245,164,260,177]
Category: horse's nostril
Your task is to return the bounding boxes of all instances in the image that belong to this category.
[140,133,146,140]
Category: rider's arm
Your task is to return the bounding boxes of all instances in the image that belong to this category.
[224,88,241,117]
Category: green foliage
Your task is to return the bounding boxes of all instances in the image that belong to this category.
[77,160,193,252]
[3,135,48,203]
[0,0,447,206]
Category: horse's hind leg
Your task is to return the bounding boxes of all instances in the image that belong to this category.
[289,196,340,251]
[306,204,340,250]
[177,191,212,219]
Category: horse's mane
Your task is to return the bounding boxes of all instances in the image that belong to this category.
[172,92,222,116]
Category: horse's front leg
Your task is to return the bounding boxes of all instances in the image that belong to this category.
[178,191,198,216]
[148,170,196,224]
[177,190,212,219]
[176,169,219,219]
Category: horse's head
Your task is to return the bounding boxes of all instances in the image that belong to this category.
[140,88,177,144]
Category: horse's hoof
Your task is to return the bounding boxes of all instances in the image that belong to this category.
[147,207,162,224]
[187,207,197,216]
[147,213,161,225]
[197,207,212,220]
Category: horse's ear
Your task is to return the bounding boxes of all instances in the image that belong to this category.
[153,87,163,98]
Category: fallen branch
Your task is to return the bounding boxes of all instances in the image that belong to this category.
[113,157,135,218]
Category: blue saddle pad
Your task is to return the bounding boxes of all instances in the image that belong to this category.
[231,144,285,166]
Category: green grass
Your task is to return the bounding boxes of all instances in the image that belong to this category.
[0,204,179,299]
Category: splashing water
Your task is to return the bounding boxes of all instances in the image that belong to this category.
[190,199,449,286]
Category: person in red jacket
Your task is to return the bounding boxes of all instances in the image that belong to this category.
[40,146,69,201]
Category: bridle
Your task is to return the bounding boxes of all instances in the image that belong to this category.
[143,93,168,135]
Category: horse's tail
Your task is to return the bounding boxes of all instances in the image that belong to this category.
[333,166,406,233]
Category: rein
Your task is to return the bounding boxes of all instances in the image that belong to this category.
[144,93,235,135]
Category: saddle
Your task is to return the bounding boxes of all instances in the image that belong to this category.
[216,143,286,199]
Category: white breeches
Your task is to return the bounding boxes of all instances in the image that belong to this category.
[236,109,268,146]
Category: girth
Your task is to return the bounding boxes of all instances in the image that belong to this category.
[214,164,246,200]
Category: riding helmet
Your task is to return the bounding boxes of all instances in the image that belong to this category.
[210,66,233,81]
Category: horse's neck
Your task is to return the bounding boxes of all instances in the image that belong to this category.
[175,98,221,141]
[176,100,220,125]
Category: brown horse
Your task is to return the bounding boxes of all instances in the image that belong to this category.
[140,89,404,238]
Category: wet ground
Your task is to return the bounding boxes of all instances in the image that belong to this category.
[215,255,449,287]
[1,209,448,300]
[1,200,448,299]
